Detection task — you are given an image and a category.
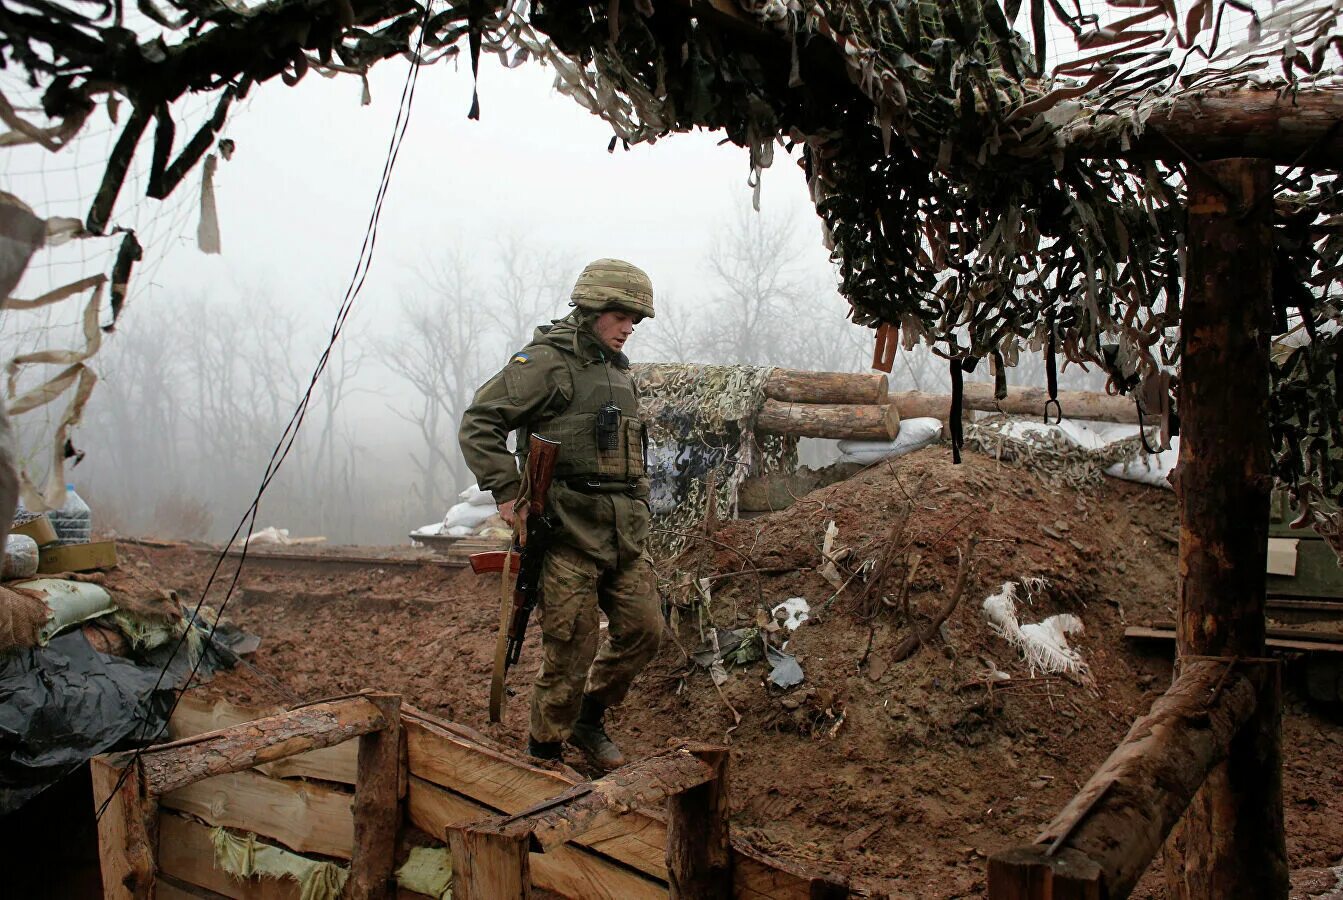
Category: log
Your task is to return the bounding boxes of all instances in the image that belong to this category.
[490,748,716,852]
[889,384,1149,425]
[349,693,403,900]
[987,659,1266,898]
[763,368,888,405]
[667,747,731,900]
[169,694,358,784]
[91,752,157,900]
[142,695,385,796]
[449,826,531,900]
[756,399,899,440]
[1165,157,1288,899]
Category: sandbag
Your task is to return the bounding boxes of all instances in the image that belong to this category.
[441,501,497,531]
[1106,436,1178,489]
[837,417,943,463]
[2,534,38,579]
[14,578,116,644]
[457,483,496,507]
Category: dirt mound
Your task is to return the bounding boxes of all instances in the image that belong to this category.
[129,448,1343,897]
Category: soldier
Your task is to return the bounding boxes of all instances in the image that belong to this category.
[459,258,661,769]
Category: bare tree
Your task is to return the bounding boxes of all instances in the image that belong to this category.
[381,250,491,521]
[488,235,575,355]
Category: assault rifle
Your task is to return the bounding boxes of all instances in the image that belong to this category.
[469,434,560,722]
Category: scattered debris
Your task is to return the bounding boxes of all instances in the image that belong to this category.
[771,597,810,631]
[766,644,805,689]
[239,527,327,547]
[982,580,1089,678]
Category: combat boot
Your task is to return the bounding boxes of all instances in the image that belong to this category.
[526,736,563,762]
[567,695,625,770]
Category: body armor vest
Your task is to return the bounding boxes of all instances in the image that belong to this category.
[527,352,646,484]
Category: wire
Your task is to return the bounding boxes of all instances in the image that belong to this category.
[89,2,435,823]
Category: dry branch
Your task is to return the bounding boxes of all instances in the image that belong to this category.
[892,537,974,663]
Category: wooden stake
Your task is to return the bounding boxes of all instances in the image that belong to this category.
[449,825,532,900]
[1164,157,1288,899]
[666,746,731,900]
[91,752,157,900]
[348,693,403,900]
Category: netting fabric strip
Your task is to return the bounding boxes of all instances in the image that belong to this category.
[632,363,794,557]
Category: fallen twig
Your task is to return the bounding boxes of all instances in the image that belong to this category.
[892,534,976,663]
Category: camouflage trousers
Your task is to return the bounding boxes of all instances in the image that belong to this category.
[530,541,662,743]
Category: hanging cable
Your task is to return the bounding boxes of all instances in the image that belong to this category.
[90,1,436,824]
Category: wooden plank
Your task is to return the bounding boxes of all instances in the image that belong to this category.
[161,768,354,859]
[170,693,358,784]
[405,716,669,879]
[408,776,666,900]
[159,812,302,899]
[667,747,731,899]
[1125,625,1343,654]
[91,752,157,900]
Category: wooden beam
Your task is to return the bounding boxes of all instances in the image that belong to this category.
[143,695,385,796]
[160,768,354,859]
[490,748,715,852]
[349,693,403,900]
[667,747,731,900]
[91,752,157,900]
[987,659,1266,898]
[890,383,1151,425]
[449,826,531,900]
[407,777,667,900]
[169,694,358,784]
[1164,156,1288,899]
[1061,89,1343,165]
[756,399,899,440]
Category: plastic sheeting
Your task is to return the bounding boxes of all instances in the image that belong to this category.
[0,617,237,814]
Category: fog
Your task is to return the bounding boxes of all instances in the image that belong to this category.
[1,55,1100,546]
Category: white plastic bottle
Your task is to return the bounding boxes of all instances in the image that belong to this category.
[49,483,92,544]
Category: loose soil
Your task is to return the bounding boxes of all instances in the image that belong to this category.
[126,447,1343,898]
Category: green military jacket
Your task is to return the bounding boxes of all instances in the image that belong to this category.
[459,314,651,570]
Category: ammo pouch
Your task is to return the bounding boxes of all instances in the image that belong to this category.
[537,413,647,482]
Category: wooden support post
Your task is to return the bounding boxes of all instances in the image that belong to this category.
[139,695,387,796]
[91,752,157,900]
[667,746,731,900]
[987,659,1267,898]
[348,692,403,900]
[449,825,532,900]
[1165,157,1288,899]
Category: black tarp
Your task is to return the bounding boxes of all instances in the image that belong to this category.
[0,625,235,815]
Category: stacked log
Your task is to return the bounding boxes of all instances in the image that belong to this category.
[756,368,898,441]
[891,383,1150,425]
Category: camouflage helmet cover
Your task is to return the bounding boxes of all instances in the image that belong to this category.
[570,258,654,319]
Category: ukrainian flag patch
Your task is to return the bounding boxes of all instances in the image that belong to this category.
[510,352,530,364]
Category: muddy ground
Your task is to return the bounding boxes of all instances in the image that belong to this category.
[128,447,1343,898]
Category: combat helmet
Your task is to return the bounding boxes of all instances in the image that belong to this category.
[570,258,655,319]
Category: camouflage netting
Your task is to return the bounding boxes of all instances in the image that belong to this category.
[3,1,1343,548]
[631,363,794,557]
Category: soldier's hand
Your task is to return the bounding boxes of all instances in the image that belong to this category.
[498,499,517,526]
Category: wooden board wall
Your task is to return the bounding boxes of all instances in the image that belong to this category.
[165,696,839,899]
